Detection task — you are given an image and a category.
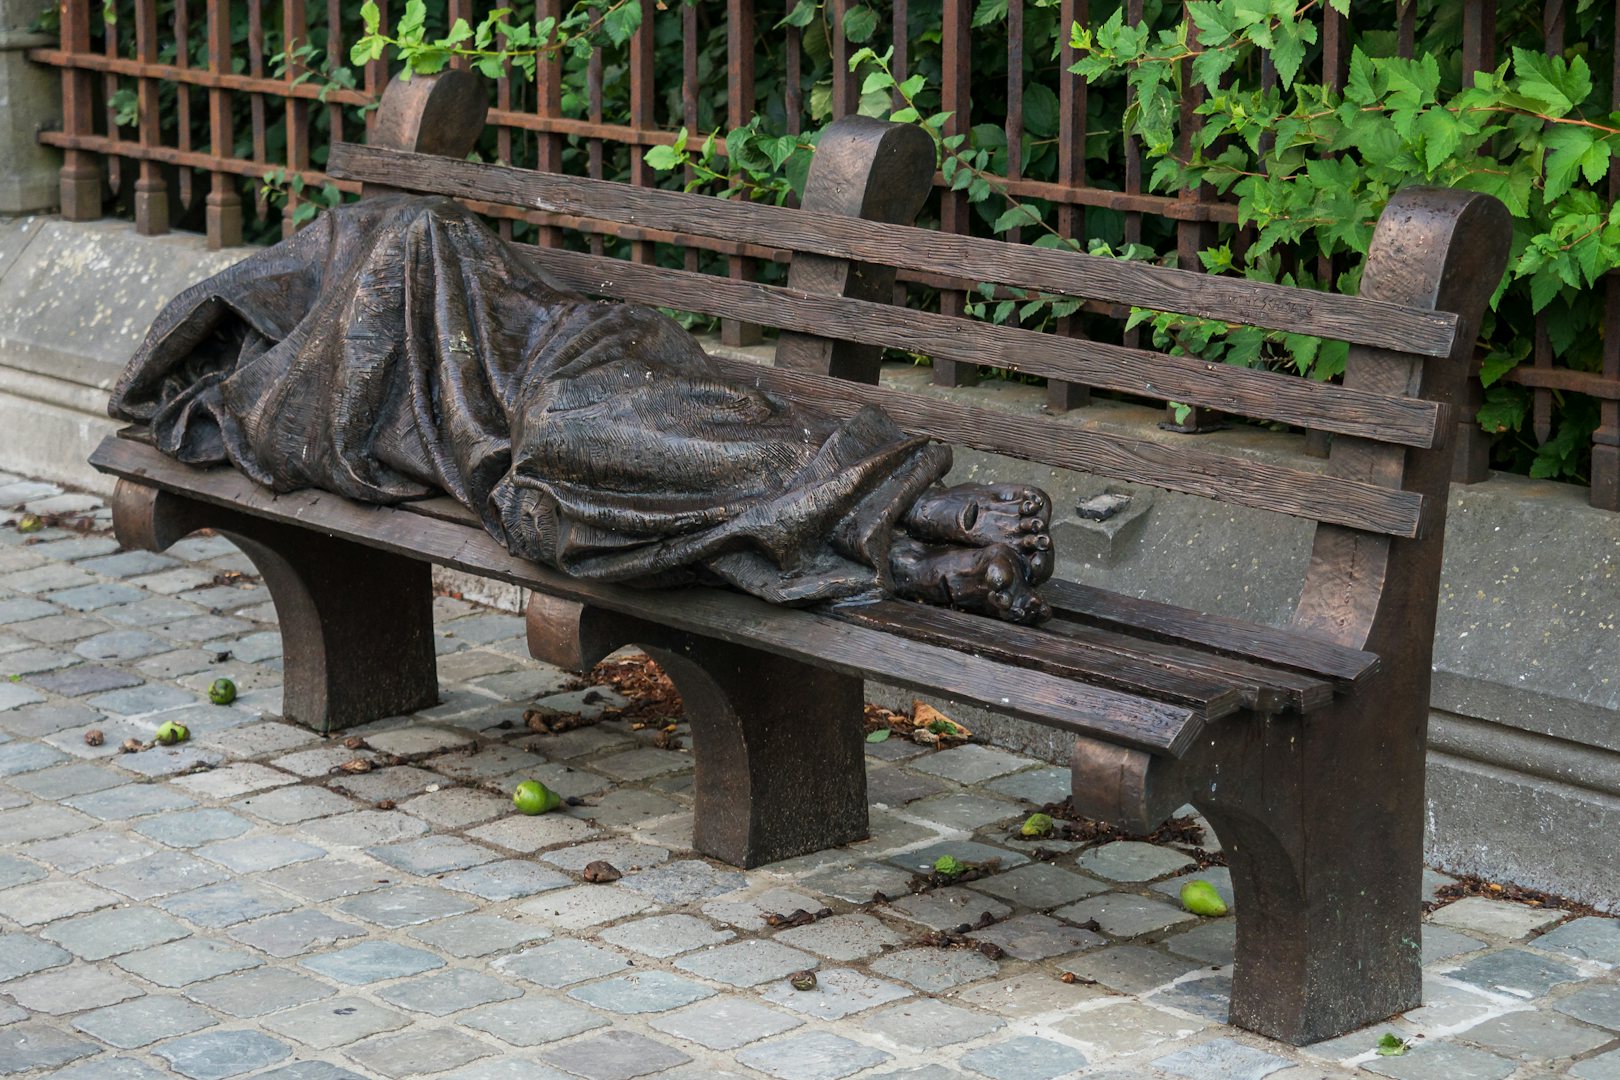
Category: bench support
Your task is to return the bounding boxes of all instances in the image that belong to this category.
[110,480,439,733]
[527,593,868,868]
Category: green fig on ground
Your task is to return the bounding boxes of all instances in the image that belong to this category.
[1179,879,1229,917]
[513,779,562,815]
[154,720,190,746]
[208,677,237,705]
[1020,812,1054,838]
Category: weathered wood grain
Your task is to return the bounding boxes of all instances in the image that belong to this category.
[327,143,1462,358]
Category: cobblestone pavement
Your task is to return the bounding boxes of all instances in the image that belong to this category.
[1,473,1617,1080]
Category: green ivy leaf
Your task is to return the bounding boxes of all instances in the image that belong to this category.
[1415,108,1461,173]
[777,0,816,29]
[842,5,879,43]
[1375,1034,1411,1058]
[1512,47,1592,116]
[603,0,642,46]
[1543,125,1598,202]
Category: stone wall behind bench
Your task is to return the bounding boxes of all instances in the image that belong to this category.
[2,212,1616,909]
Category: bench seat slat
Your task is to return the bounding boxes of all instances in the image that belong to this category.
[327,143,1461,359]
[1041,579,1380,687]
[92,435,1202,757]
[703,356,1427,539]
[520,246,1446,449]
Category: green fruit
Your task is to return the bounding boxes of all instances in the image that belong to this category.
[1020,812,1054,838]
[513,779,562,815]
[154,720,190,746]
[208,678,237,705]
[1179,879,1228,917]
[15,513,42,534]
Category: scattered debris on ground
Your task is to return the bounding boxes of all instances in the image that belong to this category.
[1427,874,1609,919]
[581,860,622,883]
[863,701,972,747]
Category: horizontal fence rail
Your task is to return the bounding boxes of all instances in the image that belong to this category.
[26,0,1620,511]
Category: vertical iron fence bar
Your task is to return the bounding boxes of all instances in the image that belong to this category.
[587,48,605,256]
[174,0,194,214]
[134,0,170,234]
[1004,0,1024,250]
[1120,0,1144,349]
[1166,0,1218,431]
[891,0,908,109]
[629,6,657,266]
[536,0,564,247]
[1396,1,1415,58]
[206,0,243,248]
[283,0,310,237]
[1051,0,1090,412]
[830,0,854,116]
[1597,0,1620,509]
[248,0,269,221]
[497,56,514,242]
[58,0,101,220]
[1305,9,1350,459]
[103,1,124,204]
[1532,0,1567,447]
[363,0,390,138]
[682,2,700,272]
[723,0,762,346]
[326,0,346,146]
[935,0,977,386]
[1451,0,1496,481]
[785,4,803,134]
[448,0,473,69]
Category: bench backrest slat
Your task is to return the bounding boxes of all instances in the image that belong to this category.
[328,143,1461,359]
[525,244,1447,449]
[703,354,1426,539]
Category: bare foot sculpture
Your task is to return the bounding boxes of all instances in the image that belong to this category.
[902,483,1054,584]
[888,536,1052,624]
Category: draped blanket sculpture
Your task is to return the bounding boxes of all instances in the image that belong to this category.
[111,195,1055,622]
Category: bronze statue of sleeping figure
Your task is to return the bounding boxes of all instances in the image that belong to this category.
[110,194,1055,624]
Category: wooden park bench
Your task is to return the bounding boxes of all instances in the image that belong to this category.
[89,70,1509,1045]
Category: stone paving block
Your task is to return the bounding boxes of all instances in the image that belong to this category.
[138,648,226,680]
[75,628,170,662]
[115,936,263,987]
[903,793,1024,832]
[1533,915,1620,964]
[0,738,67,774]
[0,931,71,980]
[1151,1037,1295,1080]
[774,913,905,961]
[1556,982,1620,1031]
[1059,945,1202,994]
[397,786,507,828]
[28,663,142,696]
[440,858,573,901]
[1427,897,1566,940]
[985,764,1071,805]
[408,914,550,958]
[1460,1007,1613,1061]
[228,910,368,957]
[735,1031,891,1080]
[1358,1039,1517,1080]
[1164,918,1237,965]
[260,997,412,1050]
[467,811,600,852]
[539,1029,693,1080]
[49,1057,177,1080]
[860,998,1005,1050]
[1148,974,1233,1023]
[889,840,1029,878]
[344,1028,496,1078]
[49,583,148,612]
[519,884,656,930]
[1395,974,1503,1031]
[154,1029,293,1079]
[673,939,818,987]
[0,879,121,925]
[0,562,95,594]
[1076,840,1196,882]
[73,995,219,1048]
[42,904,191,960]
[539,838,671,875]
[326,765,445,802]
[368,834,498,876]
[701,888,825,931]
[1445,947,1584,999]
[598,913,736,958]
[88,683,198,716]
[457,996,610,1047]
[10,646,95,676]
[1418,924,1486,966]
[1574,1051,1620,1080]
[0,802,95,843]
[338,884,477,928]
[272,746,380,778]
[246,1066,372,1080]
[910,745,1036,785]
[0,596,61,624]
[298,810,430,848]
[959,1035,1089,1080]
[620,858,748,903]
[196,834,326,874]
[0,1021,100,1074]
[1051,999,1205,1057]
[650,997,804,1050]
[23,829,155,872]
[172,762,295,799]
[158,880,299,928]
[234,785,357,824]
[1055,893,1198,939]
[5,964,144,1013]
[116,744,227,778]
[435,1064,574,1080]
[300,941,446,985]
[0,701,101,738]
[184,966,337,1018]
[0,679,45,710]
[256,859,389,904]
[65,781,196,821]
[970,912,1105,960]
[761,967,913,1019]
[497,940,631,988]
[885,886,1011,931]
[11,760,132,801]
[134,807,253,848]
[427,745,549,781]
[375,967,522,1016]
[569,970,718,1014]
[967,862,1109,911]
[865,763,948,806]
[571,786,682,829]
[87,849,231,900]
[153,614,256,644]
[594,745,693,781]
[76,550,180,579]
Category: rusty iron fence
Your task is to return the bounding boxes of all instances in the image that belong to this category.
[26,0,1620,511]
